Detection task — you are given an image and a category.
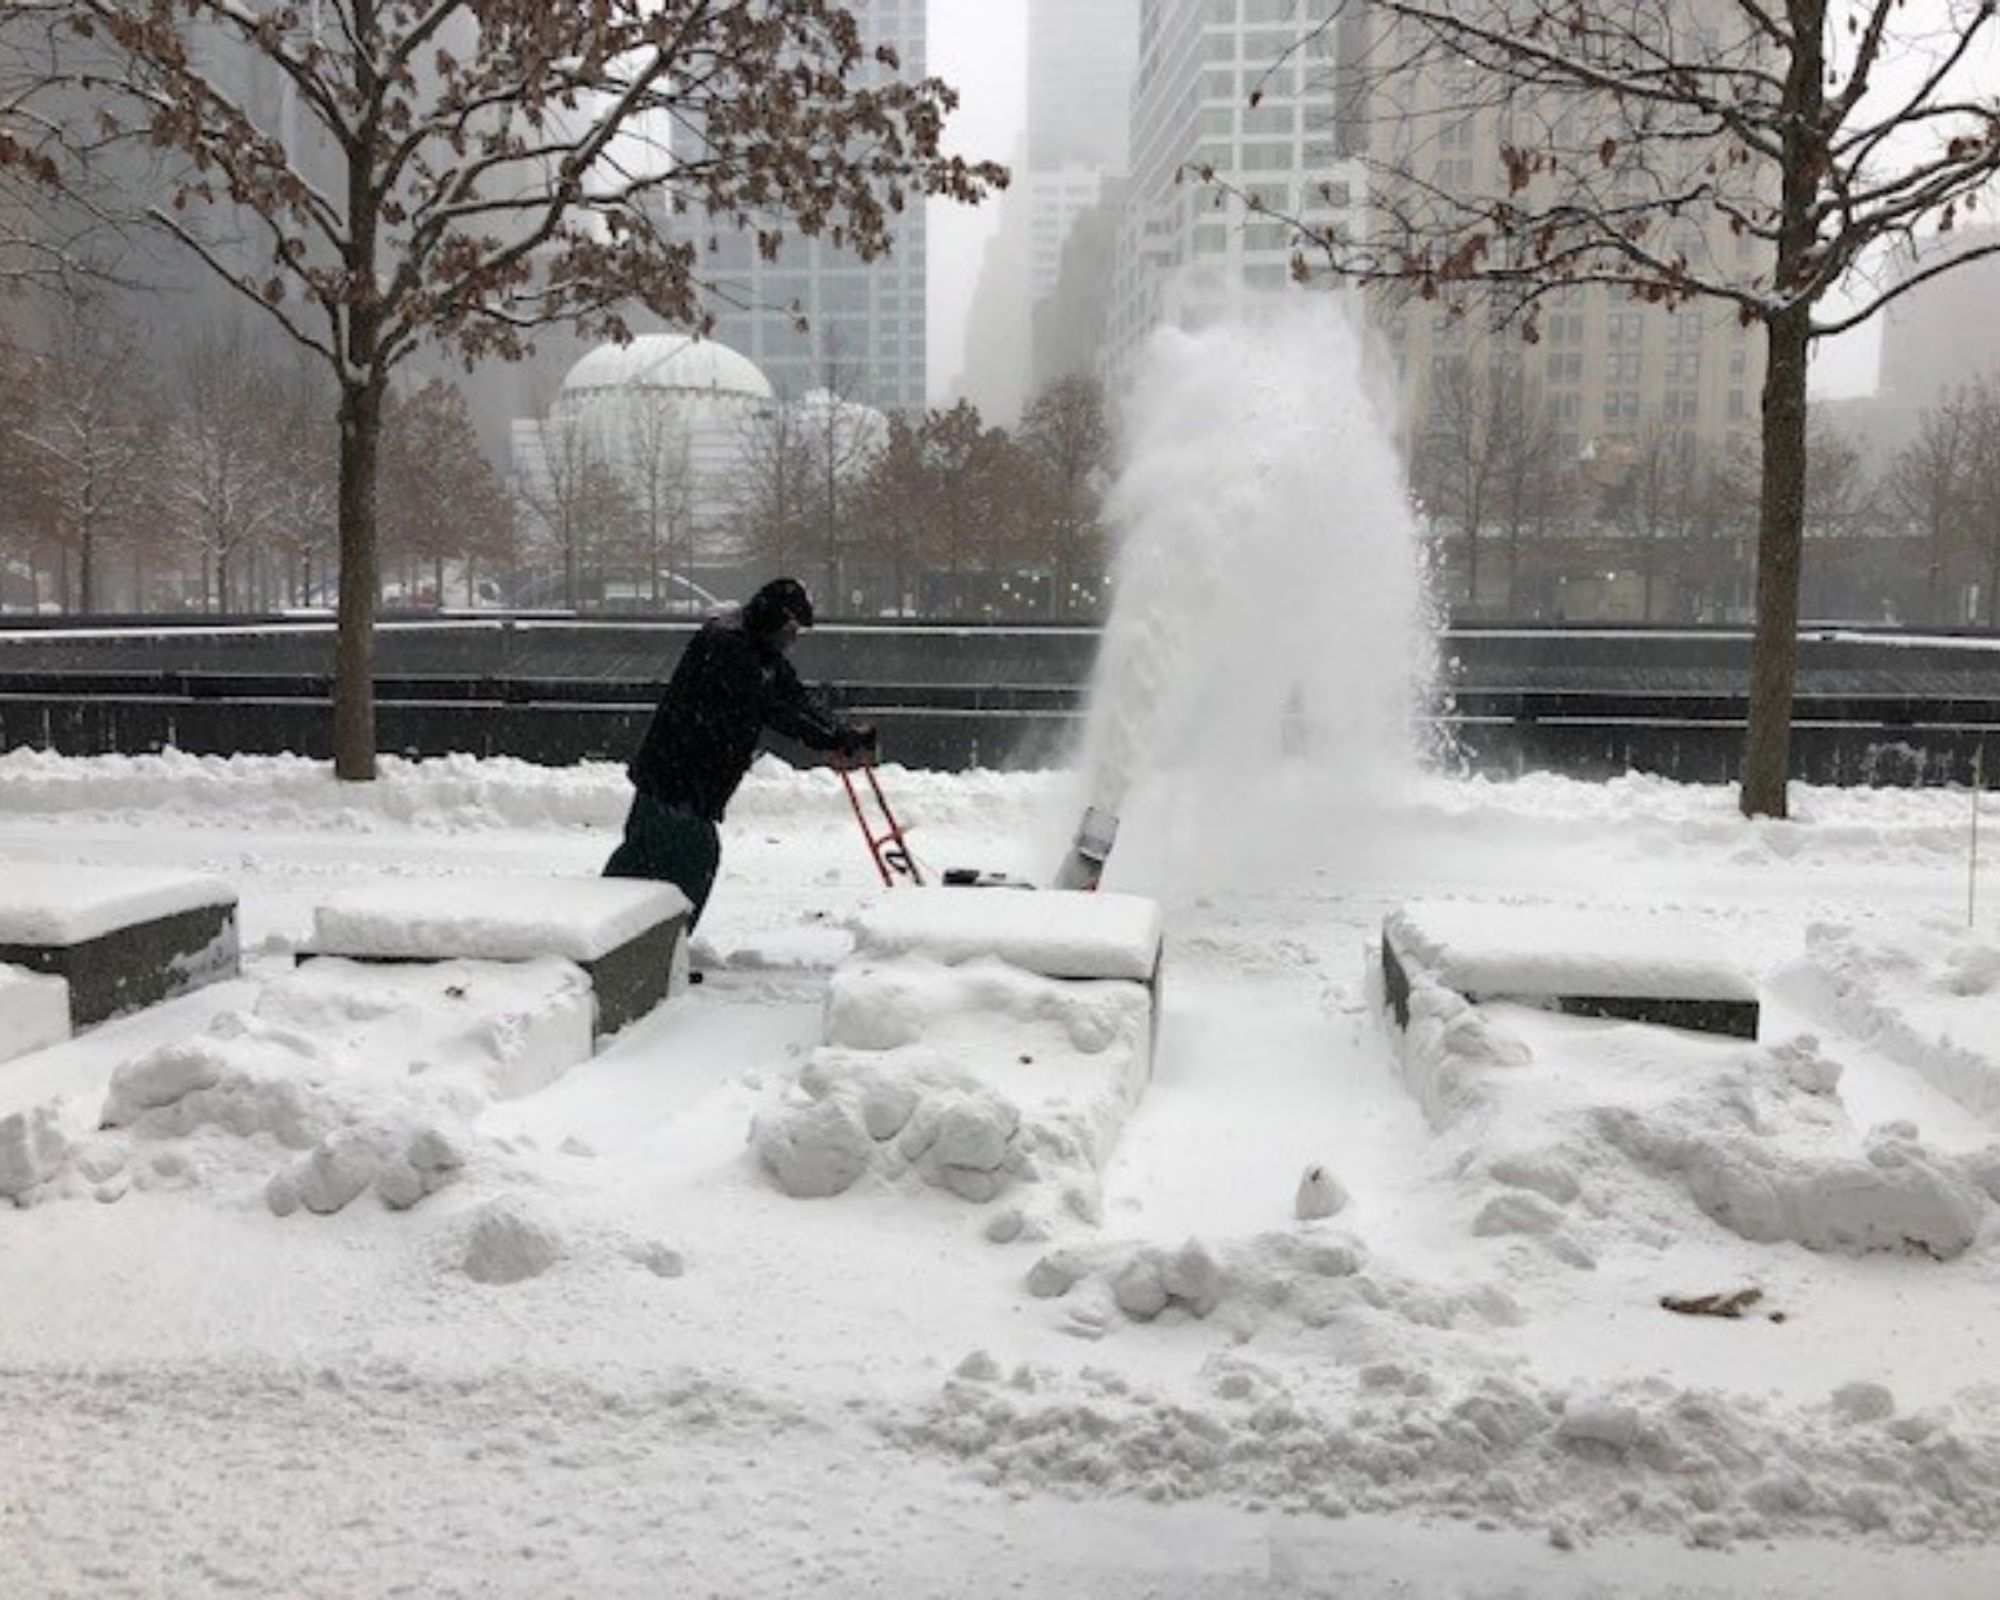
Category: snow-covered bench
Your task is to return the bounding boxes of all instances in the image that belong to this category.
[1382,901,1759,1041]
[304,877,690,1041]
[853,887,1165,986]
[0,864,239,1033]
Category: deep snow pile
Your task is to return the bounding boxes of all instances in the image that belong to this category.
[1781,919,2000,1120]
[3,749,2000,1595]
[0,957,589,1212]
[898,1347,2000,1548]
[1380,926,1998,1262]
[754,954,1153,1223]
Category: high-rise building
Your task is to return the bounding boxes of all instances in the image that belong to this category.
[1025,0,1140,303]
[1371,23,1769,473]
[1878,227,2000,404]
[1027,0,1140,173]
[962,0,1140,418]
[694,0,929,415]
[1100,0,1367,393]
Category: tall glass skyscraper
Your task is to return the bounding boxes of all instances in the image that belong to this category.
[697,0,929,415]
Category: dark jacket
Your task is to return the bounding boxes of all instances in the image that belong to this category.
[627,609,849,821]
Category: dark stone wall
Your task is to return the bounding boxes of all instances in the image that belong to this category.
[3,618,1997,784]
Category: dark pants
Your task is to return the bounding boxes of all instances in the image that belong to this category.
[604,793,722,928]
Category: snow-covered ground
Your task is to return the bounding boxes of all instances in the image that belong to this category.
[4,746,2000,1598]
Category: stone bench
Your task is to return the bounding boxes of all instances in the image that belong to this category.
[1383,901,1759,1041]
[304,877,691,1041]
[0,864,239,1032]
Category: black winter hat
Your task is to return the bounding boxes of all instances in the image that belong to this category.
[743,577,815,634]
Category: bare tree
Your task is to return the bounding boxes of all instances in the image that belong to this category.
[1016,375,1111,620]
[1266,0,2000,815]
[258,349,339,610]
[157,321,305,612]
[619,390,694,611]
[1799,423,1874,617]
[378,380,514,607]
[1410,355,1506,613]
[1493,378,1573,615]
[517,408,625,612]
[34,1,1004,776]
[800,336,879,616]
[1616,425,1707,621]
[921,399,1017,616]
[1957,376,2000,626]
[0,337,58,605]
[732,400,815,578]
[853,409,928,615]
[13,272,156,611]
[1886,390,1977,624]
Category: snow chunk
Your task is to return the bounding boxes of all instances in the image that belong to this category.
[0,1103,70,1199]
[0,964,69,1065]
[460,1199,564,1284]
[1293,1164,1348,1221]
[752,1094,876,1199]
[312,876,687,963]
[853,888,1163,982]
[0,864,235,946]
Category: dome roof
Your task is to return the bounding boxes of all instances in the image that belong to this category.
[560,334,773,401]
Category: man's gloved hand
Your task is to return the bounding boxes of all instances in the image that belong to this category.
[836,721,878,759]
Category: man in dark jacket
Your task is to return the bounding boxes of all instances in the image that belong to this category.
[604,577,874,926]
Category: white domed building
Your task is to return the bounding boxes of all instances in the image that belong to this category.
[509,333,778,608]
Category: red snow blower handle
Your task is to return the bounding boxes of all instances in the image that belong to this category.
[836,756,924,887]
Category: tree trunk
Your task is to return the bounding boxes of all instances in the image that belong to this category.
[79,522,95,614]
[1740,307,1812,819]
[334,373,385,781]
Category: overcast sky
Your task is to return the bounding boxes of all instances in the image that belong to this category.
[926,0,1027,401]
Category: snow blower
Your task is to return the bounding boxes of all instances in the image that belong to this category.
[835,756,924,887]
[833,757,1046,891]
